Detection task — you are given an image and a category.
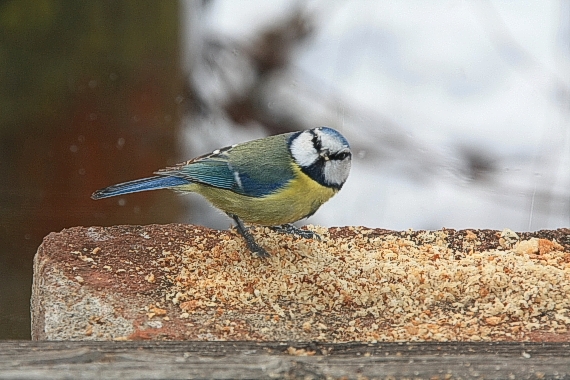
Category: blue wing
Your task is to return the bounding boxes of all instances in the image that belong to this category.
[157,152,290,198]
[93,134,296,200]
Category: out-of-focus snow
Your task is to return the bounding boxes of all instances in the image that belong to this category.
[182,0,570,231]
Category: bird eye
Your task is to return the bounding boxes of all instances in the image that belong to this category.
[332,151,350,160]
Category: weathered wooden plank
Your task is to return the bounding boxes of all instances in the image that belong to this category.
[1,341,569,379]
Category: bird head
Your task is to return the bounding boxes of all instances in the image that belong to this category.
[289,127,351,189]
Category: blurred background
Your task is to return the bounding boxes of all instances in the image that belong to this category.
[0,0,568,339]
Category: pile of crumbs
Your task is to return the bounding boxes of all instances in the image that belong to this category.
[161,226,570,342]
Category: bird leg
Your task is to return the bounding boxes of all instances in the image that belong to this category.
[230,214,270,258]
[270,224,322,241]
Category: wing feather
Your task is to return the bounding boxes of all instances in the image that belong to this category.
[156,134,295,197]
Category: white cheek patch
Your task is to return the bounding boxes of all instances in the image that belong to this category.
[323,158,351,186]
[290,131,319,167]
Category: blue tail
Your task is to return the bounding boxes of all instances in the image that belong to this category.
[91,175,190,200]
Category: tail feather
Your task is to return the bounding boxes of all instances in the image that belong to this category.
[91,175,190,200]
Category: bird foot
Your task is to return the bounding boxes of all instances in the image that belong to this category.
[270,224,322,241]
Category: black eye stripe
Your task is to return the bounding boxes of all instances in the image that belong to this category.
[330,151,351,161]
[309,130,321,152]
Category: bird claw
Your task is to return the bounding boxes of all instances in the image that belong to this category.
[271,224,322,241]
[251,246,271,259]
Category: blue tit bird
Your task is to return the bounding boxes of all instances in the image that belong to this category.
[92,126,351,257]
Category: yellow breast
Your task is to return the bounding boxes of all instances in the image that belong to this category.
[179,164,337,225]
